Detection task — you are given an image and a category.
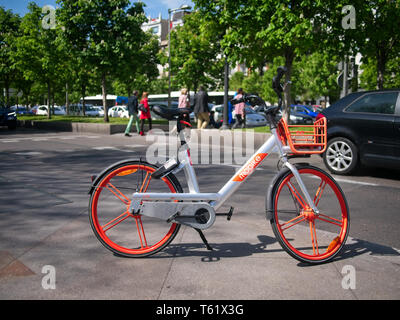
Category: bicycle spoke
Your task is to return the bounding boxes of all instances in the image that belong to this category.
[102,210,132,233]
[287,181,307,209]
[309,221,319,255]
[314,179,327,206]
[134,216,148,248]
[139,172,152,193]
[106,182,130,205]
[280,215,306,231]
[316,213,343,227]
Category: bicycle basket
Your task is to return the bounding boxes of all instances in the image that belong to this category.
[277,117,327,154]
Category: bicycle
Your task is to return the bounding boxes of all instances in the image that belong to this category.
[88,67,350,264]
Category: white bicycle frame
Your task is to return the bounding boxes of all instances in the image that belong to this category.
[130,128,319,215]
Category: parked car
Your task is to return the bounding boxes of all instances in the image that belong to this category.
[35,105,50,115]
[0,106,17,129]
[85,105,104,117]
[108,105,129,118]
[320,90,400,175]
[10,106,34,115]
[290,104,319,118]
[253,105,313,124]
[33,105,66,115]
[212,105,267,127]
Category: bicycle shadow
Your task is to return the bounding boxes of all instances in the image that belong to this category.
[160,235,282,262]
[297,237,400,267]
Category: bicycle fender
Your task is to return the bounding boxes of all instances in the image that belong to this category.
[88,157,145,195]
[265,163,310,220]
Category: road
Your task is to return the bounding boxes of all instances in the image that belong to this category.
[1,128,399,249]
[0,127,399,300]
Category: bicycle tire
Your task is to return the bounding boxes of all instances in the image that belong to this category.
[89,160,183,258]
[269,164,350,264]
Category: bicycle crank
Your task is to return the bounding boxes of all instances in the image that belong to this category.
[137,201,216,230]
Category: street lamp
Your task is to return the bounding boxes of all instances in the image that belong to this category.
[168,4,192,108]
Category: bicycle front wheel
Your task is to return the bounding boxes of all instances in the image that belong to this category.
[89,160,182,258]
[270,165,349,264]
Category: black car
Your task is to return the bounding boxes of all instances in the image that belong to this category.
[320,90,400,175]
[0,106,17,130]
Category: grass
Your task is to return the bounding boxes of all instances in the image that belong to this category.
[17,115,168,125]
[239,126,271,133]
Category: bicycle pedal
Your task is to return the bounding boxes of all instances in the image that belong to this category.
[216,207,234,221]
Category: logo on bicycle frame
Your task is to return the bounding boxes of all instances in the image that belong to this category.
[233,153,268,182]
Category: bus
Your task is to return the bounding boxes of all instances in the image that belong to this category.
[148,91,236,106]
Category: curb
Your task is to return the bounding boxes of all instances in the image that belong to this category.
[17,120,170,135]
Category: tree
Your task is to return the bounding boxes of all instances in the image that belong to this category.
[57,0,148,122]
[0,7,21,107]
[195,0,328,121]
[295,52,340,104]
[113,32,161,96]
[168,11,225,93]
[12,3,64,119]
[324,0,400,90]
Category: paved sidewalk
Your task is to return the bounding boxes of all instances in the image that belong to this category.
[0,130,399,300]
[0,199,398,300]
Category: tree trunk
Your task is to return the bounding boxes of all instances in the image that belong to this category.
[5,75,10,108]
[82,84,86,116]
[283,48,295,123]
[51,86,55,116]
[376,47,387,90]
[47,81,51,119]
[102,73,109,122]
[65,82,70,115]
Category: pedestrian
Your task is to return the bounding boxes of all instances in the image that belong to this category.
[193,85,210,129]
[178,88,190,109]
[232,88,246,129]
[124,90,140,137]
[139,92,152,136]
[178,88,190,124]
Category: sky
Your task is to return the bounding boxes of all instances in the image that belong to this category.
[0,0,195,19]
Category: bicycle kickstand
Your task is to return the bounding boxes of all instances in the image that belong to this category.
[195,228,213,251]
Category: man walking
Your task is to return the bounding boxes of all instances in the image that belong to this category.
[124,90,140,137]
[193,86,210,129]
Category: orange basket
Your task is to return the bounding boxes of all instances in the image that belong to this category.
[277,117,327,154]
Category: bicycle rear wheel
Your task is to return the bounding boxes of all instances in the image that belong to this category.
[89,160,182,257]
[270,164,349,264]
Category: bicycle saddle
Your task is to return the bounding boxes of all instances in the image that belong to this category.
[152,105,191,121]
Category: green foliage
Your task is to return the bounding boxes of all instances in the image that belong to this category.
[57,0,148,121]
[295,52,340,101]
[0,6,22,106]
[169,11,225,92]
[229,72,245,91]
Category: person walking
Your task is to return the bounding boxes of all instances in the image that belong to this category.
[232,88,246,129]
[178,88,190,109]
[139,92,152,136]
[124,90,139,137]
[193,86,210,129]
[178,88,190,125]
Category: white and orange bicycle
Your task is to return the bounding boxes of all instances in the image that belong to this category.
[89,67,349,264]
